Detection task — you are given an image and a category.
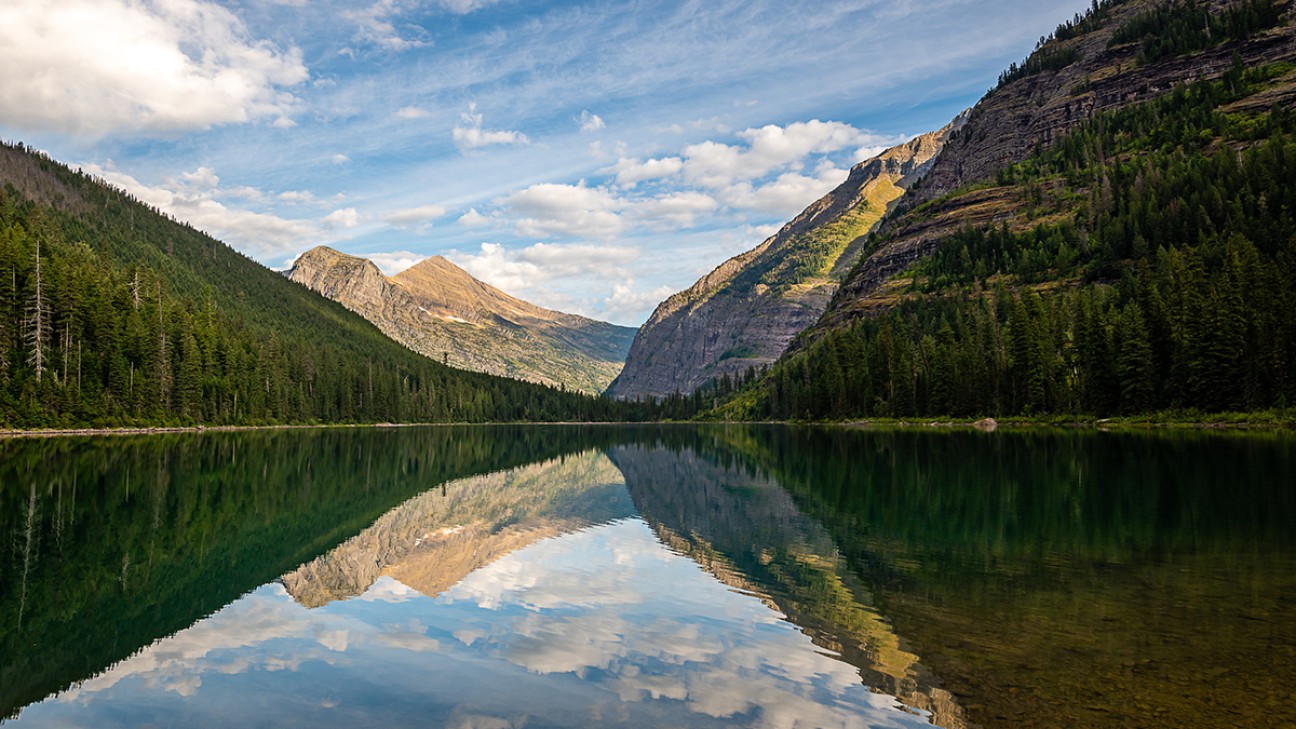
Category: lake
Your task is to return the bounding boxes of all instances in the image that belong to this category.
[1,425,1293,728]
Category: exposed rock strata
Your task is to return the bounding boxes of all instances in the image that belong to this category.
[607,119,965,400]
[821,0,1296,329]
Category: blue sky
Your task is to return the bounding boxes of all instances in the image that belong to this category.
[0,0,1093,325]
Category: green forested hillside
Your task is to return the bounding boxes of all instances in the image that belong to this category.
[719,45,1296,419]
[0,143,640,427]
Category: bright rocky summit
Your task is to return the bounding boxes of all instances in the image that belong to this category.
[288,246,636,395]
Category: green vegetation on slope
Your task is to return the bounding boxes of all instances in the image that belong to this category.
[0,144,672,427]
[1108,0,1287,64]
[719,62,1296,420]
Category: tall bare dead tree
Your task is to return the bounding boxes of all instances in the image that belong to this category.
[25,238,50,383]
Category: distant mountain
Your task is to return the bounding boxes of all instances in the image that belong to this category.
[0,143,609,427]
[287,246,636,394]
[721,0,1296,420]
[607,119,964,400]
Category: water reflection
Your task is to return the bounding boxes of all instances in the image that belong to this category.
[3,425,1293,728]
[11,448,938,728]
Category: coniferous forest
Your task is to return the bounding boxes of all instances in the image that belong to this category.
[721,60,1296,420]
[0,145,681,428]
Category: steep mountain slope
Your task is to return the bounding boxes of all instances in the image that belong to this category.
[822,0,1296,327]
[0,143,611,427]
[607,120,964,400]
[721,0,1296,420]
[288,247,635,394]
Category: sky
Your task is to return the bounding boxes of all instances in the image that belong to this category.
[0,0,1094,326]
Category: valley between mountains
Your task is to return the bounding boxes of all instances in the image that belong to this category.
[1,0,1294,428]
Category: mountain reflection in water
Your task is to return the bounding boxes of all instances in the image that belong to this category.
[2,425,1292,728]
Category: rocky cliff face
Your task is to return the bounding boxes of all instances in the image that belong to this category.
[287,246,636,394]
[606,120,964,400]
[819,0,1296,328]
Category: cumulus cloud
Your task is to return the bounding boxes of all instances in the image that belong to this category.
[629,191,717,229]
[278,190,316,205]
[606,157,684,188]
[503,183,623,240]
[453,103,529,151]
[604,281,677,324]
[679,120,878,189]
[458,208,490,227]
[717,167,850,217]
[0,0,307,136]
[366,251,426,276]
[452,241,639,298]
[331,153,352,165]
[324,208,360,228]
[81,162,319,258]
[577,111,605,133]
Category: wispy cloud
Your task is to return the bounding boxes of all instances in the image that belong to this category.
[453,103,529,151]
[384,204,447,230]
[81,162,322,258]
[577,111,606,133]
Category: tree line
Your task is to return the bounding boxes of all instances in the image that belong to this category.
[0,146,688,428]
[722,64,1296,420]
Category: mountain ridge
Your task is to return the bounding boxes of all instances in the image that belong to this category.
[607,117,965,400]
[288,245,635,394]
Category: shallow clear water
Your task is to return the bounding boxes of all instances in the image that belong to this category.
[1,425,1293,728]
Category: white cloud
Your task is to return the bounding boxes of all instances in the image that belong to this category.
[180,166,220,192]
[278,190,316,205]
[345,0,432,51]
[458,208,490,227]
[452,241,639,298]
[629,191,717,229]
[680,120,888,189]
[331,153,352,165]
[606,157,683,188]
[394,106,432,120]
[384,204,447,230]
[437,0,502,12]
[324,208,360,228]
[272,116,297,129]
[717,167,849,217]
[453,102,529,151]
[604,281,676,324]
[577,110,605,133]
[503,182,623,240]
[0,0,306,136]
[80,162,319,258]
[366,251,425,276]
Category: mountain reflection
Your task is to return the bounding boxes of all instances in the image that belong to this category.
[8,435,950,728]
[279,451,633,606]
[6,425,1289,728]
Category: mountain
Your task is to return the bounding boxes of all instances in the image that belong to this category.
[720,0,1296,420]
[607,119,964,400]
[0,143,619,427]
[287,246,635,394]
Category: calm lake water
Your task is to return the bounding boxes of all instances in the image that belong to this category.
[1,425,1293,728]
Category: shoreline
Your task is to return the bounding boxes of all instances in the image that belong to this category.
[2,415,1293,439]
